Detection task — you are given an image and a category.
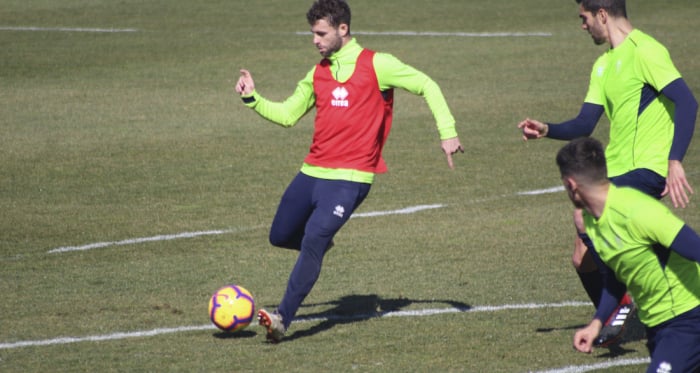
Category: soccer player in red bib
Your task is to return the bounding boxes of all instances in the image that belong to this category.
[235,0,463,343]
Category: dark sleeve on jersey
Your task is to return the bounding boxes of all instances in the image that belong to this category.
[661,78,699,161]
[545,103,605,140]
[587,247,627,322]
[669,225,700,263]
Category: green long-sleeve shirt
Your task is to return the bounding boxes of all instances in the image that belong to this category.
[242,38,458,182]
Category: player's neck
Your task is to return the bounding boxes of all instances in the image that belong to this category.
[582,183,610,220]
[607,19,633,48]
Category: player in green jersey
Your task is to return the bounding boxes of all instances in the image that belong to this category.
[556,137,700,372]
[518,0,698,347]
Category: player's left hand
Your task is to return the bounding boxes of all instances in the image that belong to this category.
[441,137,464,169]
[663,160,694,208]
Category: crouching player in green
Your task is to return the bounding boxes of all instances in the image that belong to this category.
[556,137,700,372]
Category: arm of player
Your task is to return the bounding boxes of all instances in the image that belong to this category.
[584,245,627,336]
[372,53,463,168]
[235,68,316,127]
[660,78,698,208]
[669,225,700,263]
[518,103,603,141]
[421,77,464,168]
[520,103,604,141]
[574,244,627,352]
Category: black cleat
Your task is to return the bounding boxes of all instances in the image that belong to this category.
[594,294,635,347]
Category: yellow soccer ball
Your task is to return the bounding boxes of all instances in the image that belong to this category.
[208,285,255,332]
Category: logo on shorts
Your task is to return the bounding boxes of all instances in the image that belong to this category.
[332,86,349,107]
[333,205,345,218]
[656,361,672,373]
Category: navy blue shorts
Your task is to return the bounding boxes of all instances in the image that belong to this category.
[645,305,700,373]
[268,172,371,251]
[609,168,665,200]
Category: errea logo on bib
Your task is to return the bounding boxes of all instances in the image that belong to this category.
[332,86,349,107]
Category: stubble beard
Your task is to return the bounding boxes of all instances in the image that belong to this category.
[320,33,343,57]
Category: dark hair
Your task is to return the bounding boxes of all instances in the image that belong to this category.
[306,0,351,28]
[575,0,627,18]
[556,137,608,183]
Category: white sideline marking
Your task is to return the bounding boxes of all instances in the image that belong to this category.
[530,357,650,373]
[0,301,588,350]
[295,31,552,37]
[46,204,445,254]
[46,185,561,255]
[0,325,214,350]
[0,304,648,372]
[516,186,565,196]
[297,301,589,323]
[47,228,263,254]
[0,26,138,33]
[351,203,444,218]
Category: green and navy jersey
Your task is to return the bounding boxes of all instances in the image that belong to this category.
[241,38,457,183]
[584,184,700,327]
[584,29,682,178]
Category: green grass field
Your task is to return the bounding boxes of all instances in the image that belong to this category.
[2,1,699,371]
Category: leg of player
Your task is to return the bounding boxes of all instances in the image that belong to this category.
[258,173,316,343]
[574,236,603,307]
[268,173,315,251]
[259,178,370,343]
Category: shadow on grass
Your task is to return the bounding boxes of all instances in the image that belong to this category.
[536,324,588,333]
[212,329,257,339]
[270,294,470,342]
[597,344,640,358]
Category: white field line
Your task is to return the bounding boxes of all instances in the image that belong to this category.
[0,325,214,350]
[45,205,444,254]
[295,31,552,37]
[47,227,265,254]
[0,302,647,372]
[45,204,444,254]
[351,203,444,218]
[0,301,588,350]
[516,185,565,196]
[46,186,563,254]
[529,357,650,373]
[296,300,589,323]
[0,26,138,33]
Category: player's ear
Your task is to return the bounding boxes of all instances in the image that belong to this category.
[563,176,577,193]
[597,8,608,23]
[338,23,349,37]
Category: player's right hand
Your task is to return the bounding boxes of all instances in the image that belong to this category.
[235,69,255,96]
[517,118,548,141]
